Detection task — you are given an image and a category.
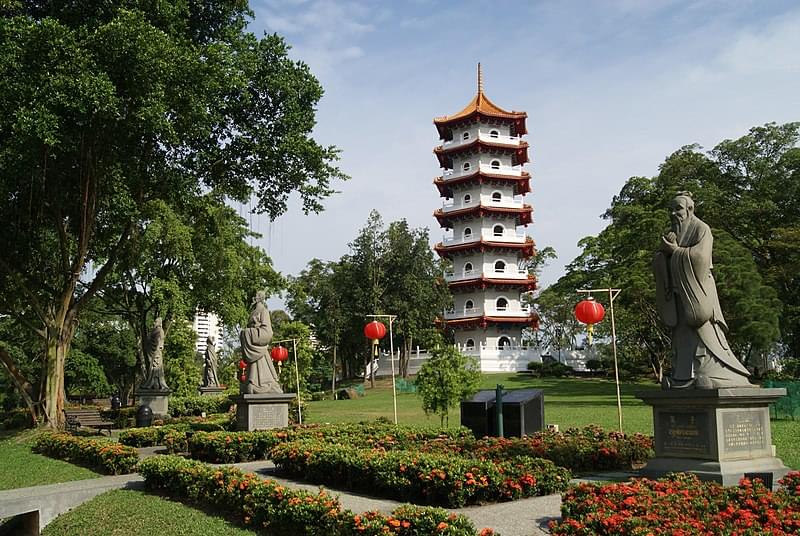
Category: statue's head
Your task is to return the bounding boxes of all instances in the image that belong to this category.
[670,191,695,229]
[154,317,163,328]
[207,335,214,344]
[254,290,266,303]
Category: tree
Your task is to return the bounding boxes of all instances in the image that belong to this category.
[64,349,112,400]
[415,344,480,427]
[163,321,201,397]
[0,2,345,427]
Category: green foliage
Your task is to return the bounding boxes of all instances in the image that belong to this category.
[64,349,113,398]
[32,432,138,474]
[72,314,137,399]
[139,455,486,536]
[0,0,345,425]
[288,211,450,381]
[168,395,233,417]
[416,344,481,426]
[163,321,201,397]
[272,318,314,393]
[271,440,570,507]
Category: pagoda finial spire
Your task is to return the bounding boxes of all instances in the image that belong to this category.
[477,62,483,94]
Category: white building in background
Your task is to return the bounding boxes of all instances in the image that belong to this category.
[433,66,541,372]
[192,310,224,355]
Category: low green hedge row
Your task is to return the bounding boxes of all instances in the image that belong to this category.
[138,455,497,536]
[418,425,654,473]
[169,395,234,417]
[270,440,571,508]
[119,417,230,448]
[32,432,138,474]
[186,423,473,464]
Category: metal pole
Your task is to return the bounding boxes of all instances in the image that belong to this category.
[495,384,504,437]
[608,289,623,433]
[389,316,398,425]
[293,338,302,424]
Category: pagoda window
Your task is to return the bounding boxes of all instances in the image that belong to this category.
[493,224,504,237]
[496,297,509,311]
[498,336,511,348]
[489,129,500,139]
[463,193,472,205]
[490,159,501,170]
[463,227,473,239]
[491,191,502,202]
[462,131,470,141]
[462,162,471,172]
[465,338,475,349]
[465,299,474,311]
[494,260,506,273]
[463,262,473,274]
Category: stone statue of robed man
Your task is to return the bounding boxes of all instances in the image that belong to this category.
[140,317,169,391]
[240,291,282,394]
[202,335,220,388]
[652,192,751,389]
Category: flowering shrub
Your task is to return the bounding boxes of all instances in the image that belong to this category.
[32,432,138,474]
[188,431,281,463]
[418,425,653,473]
[139,455,494,535]
[549,472,800,535]
[270,440,571,507]
[186,423,473,463]
[118,425,185,447]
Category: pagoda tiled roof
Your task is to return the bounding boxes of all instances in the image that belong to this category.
[434,91,528,140]
[434,204,533,227]
[447,275,538,292]
[434,237,535,259]
[433,171,531,197]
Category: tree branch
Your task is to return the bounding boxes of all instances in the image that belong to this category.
[75,222,133,312]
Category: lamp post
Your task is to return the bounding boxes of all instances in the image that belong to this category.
[365,315,398,425]
[272,338,302,425]
[576,288,623,433]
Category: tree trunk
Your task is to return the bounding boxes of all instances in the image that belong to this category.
[331,344,337,399]
[0,346,39,425]
[42,320,75,429]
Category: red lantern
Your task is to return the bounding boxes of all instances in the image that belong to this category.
[238,359,247,370]
[574,298,605,345]
[240,373,247,383]
[271,345,289,363]
[363,321,387,341]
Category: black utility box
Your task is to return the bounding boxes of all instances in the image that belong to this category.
[460,388,544,438]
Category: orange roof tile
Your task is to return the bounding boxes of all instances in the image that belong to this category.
[434,91,527,125]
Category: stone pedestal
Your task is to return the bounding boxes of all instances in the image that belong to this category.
[636,387,790,488]
[198,386,226,397]
[230,393,296,431]
[136,389,171,418]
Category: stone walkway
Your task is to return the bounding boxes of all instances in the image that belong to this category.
[1,446,636,536]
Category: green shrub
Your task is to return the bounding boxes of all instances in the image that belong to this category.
[138,455,492,535]
[541,361,571,377]
[0,408,33,430]
[270,440,571,507]
[100,407,137,429]
[32,432,138,474]
[187,431,281,463]
[526,361,543,374]
[168,395,233,417]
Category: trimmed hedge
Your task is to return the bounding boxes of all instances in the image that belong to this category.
[32,432,138,474]
[186,423,473,464]
[419,425,653,473]
[119,417,230,449]
[270,440,571,507]
[169,395,233,417]
[550,471,800,535]
[139,455,496,536]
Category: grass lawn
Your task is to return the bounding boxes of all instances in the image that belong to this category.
[0,430,100,490]
[309,374,800,469]
[41,490,255,536]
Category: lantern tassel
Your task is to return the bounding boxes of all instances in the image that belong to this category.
[588,323,593,346]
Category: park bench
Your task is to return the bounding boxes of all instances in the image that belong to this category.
[63,408,113,435]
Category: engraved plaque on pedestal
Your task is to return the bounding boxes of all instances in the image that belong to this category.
[231,393,295,431]
[659,411,709,457]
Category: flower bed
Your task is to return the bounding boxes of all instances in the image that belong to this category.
[32,432,138,474]
[186,423,473,464]
[418,425,653,473]
[549,472,800,535]
[139,455,496,536]
[270,440,571,507]
[169,395,233,417]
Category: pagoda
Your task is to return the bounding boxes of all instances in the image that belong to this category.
[433,65,540,371]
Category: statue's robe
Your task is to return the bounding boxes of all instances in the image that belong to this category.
[653,216,750,387]
[240,301,282,394]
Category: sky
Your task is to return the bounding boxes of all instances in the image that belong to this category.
[242,0,800,309]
